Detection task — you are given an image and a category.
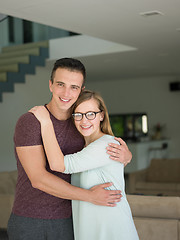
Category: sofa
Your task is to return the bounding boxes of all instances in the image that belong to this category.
[0,170,180,240]
[128,158,180,196]
[0,170,17,229]
[127,194,180,240]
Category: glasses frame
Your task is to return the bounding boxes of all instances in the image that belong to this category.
[72,110,102,121]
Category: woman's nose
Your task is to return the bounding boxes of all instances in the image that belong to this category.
[81,114,88,123]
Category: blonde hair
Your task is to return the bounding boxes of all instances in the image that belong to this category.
[71,90,114,136]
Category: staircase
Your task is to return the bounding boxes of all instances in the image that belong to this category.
[0,41,49,102]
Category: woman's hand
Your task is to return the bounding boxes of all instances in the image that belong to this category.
[29,106,51,125]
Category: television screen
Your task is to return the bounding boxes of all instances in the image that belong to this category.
[109,113,148,141]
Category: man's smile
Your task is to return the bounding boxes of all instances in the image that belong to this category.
[59,97,71,103]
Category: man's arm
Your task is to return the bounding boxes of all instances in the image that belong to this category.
[106,137,132,166]
[16,145,121,206]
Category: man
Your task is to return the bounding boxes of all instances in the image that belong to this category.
[8,58,132,240]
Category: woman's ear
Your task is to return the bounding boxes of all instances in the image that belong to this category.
[100,111,104,121]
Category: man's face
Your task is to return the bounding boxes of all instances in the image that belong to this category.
[49,68,84,112]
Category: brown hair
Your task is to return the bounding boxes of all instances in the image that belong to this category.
[50,58,86,86]
[71,90,114,136]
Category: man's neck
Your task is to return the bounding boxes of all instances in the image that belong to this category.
[46,101,71,120]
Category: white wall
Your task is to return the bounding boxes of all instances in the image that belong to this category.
[49,35,137,60]
[0,64,51,171]
[0,64,180,172]
[86,76,180,158]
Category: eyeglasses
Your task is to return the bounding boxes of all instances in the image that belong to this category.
[72,111,102,121]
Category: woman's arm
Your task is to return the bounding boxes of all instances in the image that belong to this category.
[63,138,117,174]
[30,106,120,174]
[29,107,122,206]
[29,106,65,172]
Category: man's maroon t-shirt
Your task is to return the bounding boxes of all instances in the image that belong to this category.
[12,110,84,219]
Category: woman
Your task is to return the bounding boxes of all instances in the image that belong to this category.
[30,90,139,240]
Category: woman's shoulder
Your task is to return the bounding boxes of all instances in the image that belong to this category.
[85,135,119,150]
[96,134,119,145]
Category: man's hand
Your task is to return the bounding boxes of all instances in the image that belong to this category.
[106,137,132,166]
[89,182,122,207]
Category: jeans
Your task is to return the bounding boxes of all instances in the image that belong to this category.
[7,213,74,240]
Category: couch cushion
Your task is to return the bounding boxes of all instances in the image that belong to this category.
[127,194,180,219]
[0,194,15,229]
[133,217,178,240]
[177,184,180,191]
[0,171,17,194]
[146,159,180,183]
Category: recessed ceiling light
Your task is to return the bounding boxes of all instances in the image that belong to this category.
[140,10,164,17]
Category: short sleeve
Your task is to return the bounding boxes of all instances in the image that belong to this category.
[63,136,119,174]
[14,112,42,147]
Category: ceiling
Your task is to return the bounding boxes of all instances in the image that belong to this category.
[1,0,180,81]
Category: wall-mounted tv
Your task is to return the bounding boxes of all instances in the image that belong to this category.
[109,113,148,141]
